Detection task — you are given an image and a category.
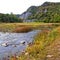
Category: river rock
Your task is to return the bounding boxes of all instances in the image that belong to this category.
[46,55,53,58]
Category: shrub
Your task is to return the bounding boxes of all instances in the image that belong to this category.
[13,26,33,33]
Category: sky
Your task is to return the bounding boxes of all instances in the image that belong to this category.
[0,0,60,14]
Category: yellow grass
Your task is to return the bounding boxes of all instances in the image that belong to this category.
[18,26,60,60]
[0,22,60,32]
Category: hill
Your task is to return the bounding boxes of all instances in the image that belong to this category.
[18,2,60,23]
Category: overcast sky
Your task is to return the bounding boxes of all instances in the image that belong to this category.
[0,0,60,14]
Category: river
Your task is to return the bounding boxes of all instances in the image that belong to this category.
[0,30,40,59]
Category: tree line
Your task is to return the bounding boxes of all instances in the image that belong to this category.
[0,13,22,23]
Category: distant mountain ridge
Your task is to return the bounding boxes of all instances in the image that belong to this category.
[17,2,60,22]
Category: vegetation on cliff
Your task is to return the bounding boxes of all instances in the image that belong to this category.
[26,2,60,23]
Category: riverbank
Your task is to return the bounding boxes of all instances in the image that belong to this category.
[13,25,60,60]
[0,23,60,32]
[0,23,60,60]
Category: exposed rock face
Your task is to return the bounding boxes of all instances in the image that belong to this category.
[17,6,37,20]
[16,2,60,22]
[19,12,32,19]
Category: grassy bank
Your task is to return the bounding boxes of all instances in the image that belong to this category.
[0,23,38,32]
[15,25,60,60]
[0,23,60,32]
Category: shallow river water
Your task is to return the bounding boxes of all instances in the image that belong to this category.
[0,30,40,59]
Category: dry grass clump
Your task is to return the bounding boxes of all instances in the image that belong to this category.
[13,26,34,33]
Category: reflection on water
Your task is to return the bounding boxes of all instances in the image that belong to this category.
[0,30,40,59]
